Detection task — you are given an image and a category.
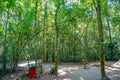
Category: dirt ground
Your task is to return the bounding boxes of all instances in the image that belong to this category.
[0,61,120,80]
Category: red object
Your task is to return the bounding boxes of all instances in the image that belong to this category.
[29,67,36,78]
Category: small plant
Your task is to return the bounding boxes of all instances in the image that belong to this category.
[40,64,43,73]
[50,67,55,74]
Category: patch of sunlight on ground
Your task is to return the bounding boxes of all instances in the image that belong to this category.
[18,61,35,67]
[105,68,113,73]
[110,74,120,79]
[112,61,120,68]
[58,66,79,76]
[63,78,71,80]
[112,74,120,77]
[66,67,79,73]
[58,69,67,76]
[67,67,79,70]
[63,66,79,71]
[80,77,84,80]
[107,67,119,71]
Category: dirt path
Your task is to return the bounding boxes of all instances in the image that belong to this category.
[0,61,120,80]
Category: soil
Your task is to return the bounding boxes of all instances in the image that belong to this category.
[0,61,120,80]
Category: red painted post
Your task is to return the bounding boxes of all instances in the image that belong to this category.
[29,67,36,78]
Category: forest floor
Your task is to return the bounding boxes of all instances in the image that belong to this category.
[0,60,120,80]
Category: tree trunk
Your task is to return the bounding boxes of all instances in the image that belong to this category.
[46,39,49,62]
[43,0,47,62]
[54,4,60,75]
[73,28,75,62]
[68,41,71,62]
[95,0,106,79]
[52,37,55,62]
[83,23,88,69]
[34,0,38,74]
[67,42,69,62]
[3,11,9,73]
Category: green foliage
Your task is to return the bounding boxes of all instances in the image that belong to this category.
[0,0,120,75]
[19,9,35,34]
[50,67,55,74]
[104,39,120,60]
[0,0,15,12]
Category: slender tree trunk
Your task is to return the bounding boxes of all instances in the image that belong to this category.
[95,0,106,79]
[52,37,55,62]
[54,4,60,75]
[68,42,71,62]
[43,0,47,62]
[3,11,9,73]
[46,39,49,62]
[73,25,76,62]
[34,0,38,70]
[66,42,69,62]
[73,34,76,62]
[83,24,88,69]
[12,12,21,72]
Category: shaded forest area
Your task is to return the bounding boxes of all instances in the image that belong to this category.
[0,0,120,80]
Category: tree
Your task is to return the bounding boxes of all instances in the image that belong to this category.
[3,10,9,74]
[34,0,38,71]
[54,1,60,75]
[94,0,109,79]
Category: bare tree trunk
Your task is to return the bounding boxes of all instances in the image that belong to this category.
[34,0,38,74]
[52,37,55,62]
[83,23,88,69]
[46,39,49,62]
[43,0,47,62]
[95,0,106,79]
[12,12,21,72]
[54,4,60,75]
[3,11,9,73]
[73,32,76,62]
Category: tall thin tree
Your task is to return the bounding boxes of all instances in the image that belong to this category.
[3,10,9,74]
[34,0,38,70]
[54,0,60,75]
[94,0,106,79]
